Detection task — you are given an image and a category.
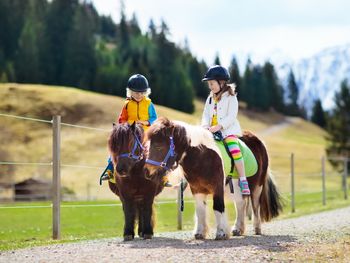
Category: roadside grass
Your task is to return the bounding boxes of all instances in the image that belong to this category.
[1,190,349,251]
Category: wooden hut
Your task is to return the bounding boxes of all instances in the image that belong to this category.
[14,178,52,201]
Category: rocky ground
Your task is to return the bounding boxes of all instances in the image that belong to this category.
[1,206,350,263]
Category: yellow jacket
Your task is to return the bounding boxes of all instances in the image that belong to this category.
[118,97,157,130]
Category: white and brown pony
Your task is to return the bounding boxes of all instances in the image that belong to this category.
[144,118,282,238]
[144,118,230,240]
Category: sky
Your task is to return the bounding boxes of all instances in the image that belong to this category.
[91,0,350,67]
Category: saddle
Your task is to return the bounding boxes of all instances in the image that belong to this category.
[213,132,258,178]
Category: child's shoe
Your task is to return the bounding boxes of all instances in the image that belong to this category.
[164,181,173,187]
[101,170,112,181]
[162,175,172,187]
[99,169,115,185]
[239,178,250,195]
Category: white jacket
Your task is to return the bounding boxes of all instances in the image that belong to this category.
[201,89,242,138]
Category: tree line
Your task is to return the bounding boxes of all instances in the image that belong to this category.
[0,0,348,170]
[0,0,303,116]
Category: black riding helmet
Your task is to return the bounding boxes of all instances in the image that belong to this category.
[127,74,149,92]
[202,65,230,82]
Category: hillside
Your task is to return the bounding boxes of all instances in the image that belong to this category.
[0,84,329,199]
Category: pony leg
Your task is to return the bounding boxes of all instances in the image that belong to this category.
[141,199,154,239]
[122,200,136,241]
[213,194,230,240]
[137,203,144,238]
[193,193,208,239]
[251,185,263,235]
[229,179,248,236]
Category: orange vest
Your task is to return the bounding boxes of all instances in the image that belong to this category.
[119,97,152,130]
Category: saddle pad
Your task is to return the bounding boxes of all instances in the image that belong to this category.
[215,139,258,178]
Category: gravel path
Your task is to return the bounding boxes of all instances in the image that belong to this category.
[258,117,300,136]
[1,206,350,263]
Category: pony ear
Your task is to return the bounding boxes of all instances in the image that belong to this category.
[165,126,175,137]
[130,121,136,131]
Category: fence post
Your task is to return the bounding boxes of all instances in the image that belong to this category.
[321,156,326,205]
[52,115,61,240]
[344,157,348,200]
[291,153,295,213]
[177,178,183,230]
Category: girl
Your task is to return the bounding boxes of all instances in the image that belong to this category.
[201,65,250,195]
[101,74,171,187]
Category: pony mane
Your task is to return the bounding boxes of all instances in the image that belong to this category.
[146,117,190,158]
[108,122,143,155]
[146,117,224,164]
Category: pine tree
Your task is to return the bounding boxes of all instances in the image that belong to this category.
[251,65,269,111]
[286,70,300,116]
[229,56,241,98]
[326,80,350,163]
[62,3,97,89]
[147,19,157,39]
[326,80,350,176]
[214,54,221,65]
[15,0,47,83]
[240,58,253,104]
[187,57,207,100]
[43,0,78,84]
[99,15,117,39]
[263,62,284,112]
[311,99,326,128]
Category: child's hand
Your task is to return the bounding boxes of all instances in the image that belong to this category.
[209,125,222,133]
[136,120,149,126]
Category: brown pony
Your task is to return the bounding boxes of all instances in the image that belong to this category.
[227,131,283,236]
[108,122,165,241]
[144,118,282,238]
[144,118,230,240]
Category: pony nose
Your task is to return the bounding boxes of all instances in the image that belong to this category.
[116,164,128,176]
[143,167,151,179]
[144,164,158,177]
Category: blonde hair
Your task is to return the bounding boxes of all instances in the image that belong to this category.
[214,82,236,101]
[126,88,151,98]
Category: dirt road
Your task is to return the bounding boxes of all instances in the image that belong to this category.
[1,206,350,263]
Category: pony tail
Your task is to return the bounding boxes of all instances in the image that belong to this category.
[260,169,283,222]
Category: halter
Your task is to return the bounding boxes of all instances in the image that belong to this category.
[145,136,177,170]
[118,132,144,161]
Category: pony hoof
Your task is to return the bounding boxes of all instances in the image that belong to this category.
[215,233,228,240]
[232,229,242,236]
[143,234,153,240]
[255,228,262,235]
[123,235,134,241]
[194,234,205,240]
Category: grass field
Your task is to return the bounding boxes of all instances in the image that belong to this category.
[1,190,349,251]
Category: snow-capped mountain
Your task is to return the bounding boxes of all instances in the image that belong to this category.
[273,44,350,114]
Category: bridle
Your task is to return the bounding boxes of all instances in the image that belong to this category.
[145,136,177,170]
[118,131,144,161]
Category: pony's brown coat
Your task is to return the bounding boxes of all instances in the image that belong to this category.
[108,122,164,240]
